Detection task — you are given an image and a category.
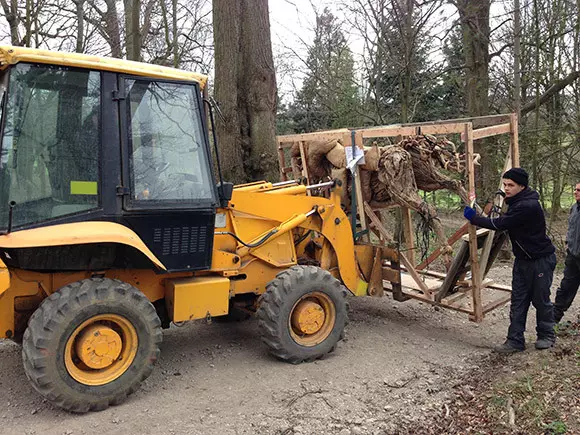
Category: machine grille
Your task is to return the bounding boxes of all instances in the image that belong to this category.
[153,226,207,256]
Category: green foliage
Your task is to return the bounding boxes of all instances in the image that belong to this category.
[419,25,466,121]
[289,8,362,132]
[544,421,568,435]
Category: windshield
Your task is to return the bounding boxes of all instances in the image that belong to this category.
[0,63,101,231]
[126,78,215,206]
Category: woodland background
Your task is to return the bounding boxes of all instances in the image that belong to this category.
[1,0,580,223]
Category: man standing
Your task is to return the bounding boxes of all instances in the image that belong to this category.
[464,168,557,353]
[553,183,580,324]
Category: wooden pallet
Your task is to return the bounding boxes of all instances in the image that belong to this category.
[276,113,520,322]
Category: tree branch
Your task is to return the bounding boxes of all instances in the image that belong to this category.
[521,71,580,116]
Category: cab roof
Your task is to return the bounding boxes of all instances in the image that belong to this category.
[0,46,208,89]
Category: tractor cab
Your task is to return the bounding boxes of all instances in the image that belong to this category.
[0,48,219,272]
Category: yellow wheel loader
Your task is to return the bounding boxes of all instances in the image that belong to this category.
[0,46,372,412]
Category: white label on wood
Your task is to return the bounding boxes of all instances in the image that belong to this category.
[345,146,365,173]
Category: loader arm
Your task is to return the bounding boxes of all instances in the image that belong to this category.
[229,186,368,296]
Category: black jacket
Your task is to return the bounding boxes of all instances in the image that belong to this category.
[470,188,555,259]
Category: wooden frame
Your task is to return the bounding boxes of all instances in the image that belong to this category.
[276,113,519,322]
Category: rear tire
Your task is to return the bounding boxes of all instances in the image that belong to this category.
[22,278,162,413]
[257,265,348,363]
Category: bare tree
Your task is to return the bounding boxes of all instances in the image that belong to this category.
[213,0,278,183]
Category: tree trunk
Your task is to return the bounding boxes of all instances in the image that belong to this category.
[75,0,85,53]
[513,0,521,117]
[213,0,278,184]
[104,0,123,58]
[0,0,21,45]
[124,0,141,61]
[456,0,492,196]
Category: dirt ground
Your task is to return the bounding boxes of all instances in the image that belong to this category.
[0,263,578,435]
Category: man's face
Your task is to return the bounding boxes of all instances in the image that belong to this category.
[574,183,580,202]
[503,178,525,198]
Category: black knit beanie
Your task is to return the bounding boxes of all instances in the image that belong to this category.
[502,167,529,187]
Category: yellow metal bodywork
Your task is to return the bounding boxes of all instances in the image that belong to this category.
[0,259,9,298]
[0,183,369,339]
[0,221,166,273]
[0,46,208,88]
[224,186,367,295]
[166,276,230,322]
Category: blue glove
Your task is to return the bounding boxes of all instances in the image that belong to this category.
[463,206,476,221]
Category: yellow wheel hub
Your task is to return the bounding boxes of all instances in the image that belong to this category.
[75,324,123,369]
[65,314,138,386]
[291,300,326,335]
[289,292,336,347]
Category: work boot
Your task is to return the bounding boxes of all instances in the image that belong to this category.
[535,338,555,350]
[494,341,524,354]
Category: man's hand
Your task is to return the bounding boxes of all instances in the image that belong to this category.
[463,206,476,221]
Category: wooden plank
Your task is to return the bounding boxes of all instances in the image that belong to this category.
[438,300,474,315]
[482,295,512,314]
[368,248,384,296]
[435,240,470,302]
[418,123,465,135]
[353,131,368,240]
[487,283,512,292]
[442,288,471,305]
[402,207,415,266]
[276,129,350,143]
[460,123,511,141]
[382,267,400,283]
[357,242,399,261]
[360,126,417,138]
[298,141,310,186]
[395,288,474,314]
[510,113,520,166]
[416,269,447,279]
[478,145,512,278]
[465,122,483,322]
[473,123,511,140]
[416,222,469,270]
[461,228,490,241]
[290,155,302,181]
[456,278,494,288]
[277,146,287,181]
[363,203,430,296]
[400,273,441,291]
[393,114,511,129]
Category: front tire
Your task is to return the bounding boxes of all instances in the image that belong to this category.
[257,265,348,363]
[22,278,162,413]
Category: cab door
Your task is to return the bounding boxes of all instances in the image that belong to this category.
[118,76,218,272]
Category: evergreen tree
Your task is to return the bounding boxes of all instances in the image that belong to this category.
[291,8,361,132]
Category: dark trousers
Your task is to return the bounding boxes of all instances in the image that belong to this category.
[507,253,556,349]
[554,251,580,322]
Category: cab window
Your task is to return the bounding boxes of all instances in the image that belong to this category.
[0,63,100,230]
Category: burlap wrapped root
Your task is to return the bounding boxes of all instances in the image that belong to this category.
[291,140,338,181]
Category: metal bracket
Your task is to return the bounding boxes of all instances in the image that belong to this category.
[112,90,126,101]
[116,186,130,196]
